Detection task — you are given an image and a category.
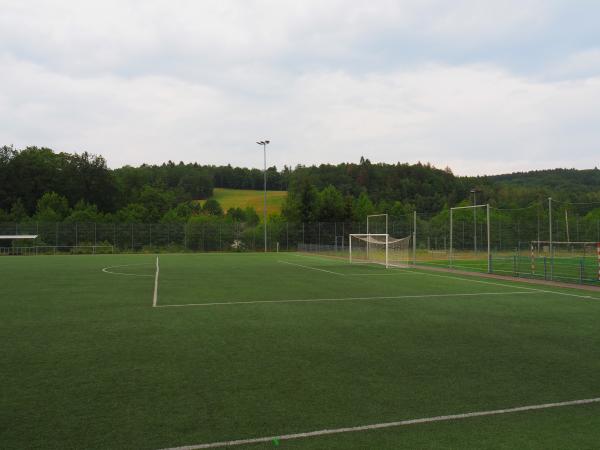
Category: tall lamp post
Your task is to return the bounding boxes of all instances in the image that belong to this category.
[256,140,270,252]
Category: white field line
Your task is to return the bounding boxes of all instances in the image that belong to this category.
[344,273,406,276]
[294,252,351,264]
[406,269,599,300]
[280,258,411,276]
[153,290,540,308]
[278,260,345,275]
[101,262,155,277]
[158,397,600,450]
[153,256,160,307]
[292,254,599,300]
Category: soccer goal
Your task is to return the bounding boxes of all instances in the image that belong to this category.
[0,244,114,256]
[0,234,38,255]
[349,233,412,268]
[528,241,600,282]
[531,240,599,259]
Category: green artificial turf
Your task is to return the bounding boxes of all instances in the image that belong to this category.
[2,253,600,449]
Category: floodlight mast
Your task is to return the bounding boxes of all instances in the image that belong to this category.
[256,140,270,252]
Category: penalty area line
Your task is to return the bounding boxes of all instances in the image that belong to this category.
[152,256,159,307]
[153,290,541,308]
[157,396,600,450]
[278,259,408,276]
[404,268,599,300]
[277,259,345,275]
[101,262,155,277]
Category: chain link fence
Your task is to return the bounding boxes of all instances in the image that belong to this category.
[2,211,599,285]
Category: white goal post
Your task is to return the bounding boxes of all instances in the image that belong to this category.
[0,235,39,240]
[367,214,388,234]
[349,233,411,268]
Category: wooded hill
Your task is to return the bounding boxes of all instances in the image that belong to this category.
[1,145,598,224]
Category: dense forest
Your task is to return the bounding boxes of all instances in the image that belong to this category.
[1,145,599,225]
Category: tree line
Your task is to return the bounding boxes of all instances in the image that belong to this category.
[1,145,599,225]
[0,145,285,223]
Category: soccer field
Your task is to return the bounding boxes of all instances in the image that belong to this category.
[2,253,600,449]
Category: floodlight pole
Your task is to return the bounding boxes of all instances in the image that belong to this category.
[257,140,270,252]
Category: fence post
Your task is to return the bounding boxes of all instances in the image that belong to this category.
[486,204,491,274]
[318,222,321,250]
[544,256,547,280]
[413,211,417,265]
[449,208,453,268]
[548,197,553,280]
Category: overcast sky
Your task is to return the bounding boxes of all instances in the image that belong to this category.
[1,1,599,175]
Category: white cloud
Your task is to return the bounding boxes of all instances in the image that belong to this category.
[0,1,599,175]
[547,48,600,80]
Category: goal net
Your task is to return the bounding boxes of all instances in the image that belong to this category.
[349,233,411,268]
[531,240,598,258]
[0,245,114,256]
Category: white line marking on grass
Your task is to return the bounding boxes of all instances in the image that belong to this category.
[405,269,598,300]
[279,259,407,276]
[101,263,155,277]
[153,256,160,307]
[154,290,540,308]
[344,273,408,276]
[294,252,349,262]
[296,254,599,300]
[294,253,600,300]
[157,397,600,450]
[278,260,345,275]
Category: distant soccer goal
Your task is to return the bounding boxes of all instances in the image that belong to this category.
[0,234,38,255]
[0,245,114,256]
[530,240,599,259]
[349,233,411,268]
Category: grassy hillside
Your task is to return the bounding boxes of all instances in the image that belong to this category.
[203,187,287,216]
